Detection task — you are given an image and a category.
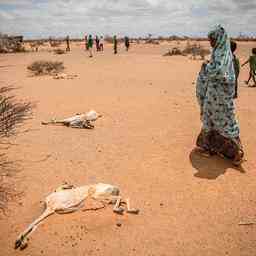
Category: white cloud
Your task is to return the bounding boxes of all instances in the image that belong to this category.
[0,0,255,38]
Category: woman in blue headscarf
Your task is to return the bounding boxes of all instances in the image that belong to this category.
[196,25,244,165]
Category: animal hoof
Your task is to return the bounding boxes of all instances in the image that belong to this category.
[127,209,140,215]
[113,207,124,215]
[20,241,28,250]
[14,239,22,249]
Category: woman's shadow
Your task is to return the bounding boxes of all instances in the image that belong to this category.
[189,149,246,180]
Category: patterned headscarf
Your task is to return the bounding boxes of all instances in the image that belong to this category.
[206,24,235,83]
[196,25,239,138]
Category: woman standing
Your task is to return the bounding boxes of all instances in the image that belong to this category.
[196,25,244,166]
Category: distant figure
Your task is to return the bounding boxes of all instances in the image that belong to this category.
[242,48,256,87]
[85,35,89,51]
[99,36,104,51]
[230,41,240,98]
[113,35,117,54]
[95,36,100,51]
[196,25,243,166]
[66,35,70,52]
[124,36,130,51]
[87,35,93,57]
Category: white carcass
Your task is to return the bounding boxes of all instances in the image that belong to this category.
[41,110,102,129]
[15,183,139,250]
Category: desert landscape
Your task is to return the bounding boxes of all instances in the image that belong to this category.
[0,39,256,256]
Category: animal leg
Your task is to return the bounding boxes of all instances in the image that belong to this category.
[41,119,67,126]
[56,207,81,214]
[15,208,54,250]
[55,183,75,192]
[112,196,125,214]
[126,198,139,214]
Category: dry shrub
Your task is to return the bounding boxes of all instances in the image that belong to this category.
[0,34,25,53]
[0,155,17,214]
[183,42,210,60]
[54,48,65,54]
[163,47,183,56]
[0,86,33,213]
[27,60,64,76]
[29,40,45,52]
[49,40,62,47]
[145,39,160,44]
[0,86,33,137]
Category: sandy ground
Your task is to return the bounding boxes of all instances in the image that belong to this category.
[0,41,256,256]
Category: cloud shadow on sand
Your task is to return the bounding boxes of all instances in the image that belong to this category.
[189,148,246,180]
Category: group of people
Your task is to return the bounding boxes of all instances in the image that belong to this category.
[65,35,130,57]
[65,26,255,167]
[195,25,256,166]
[83,35,130,57]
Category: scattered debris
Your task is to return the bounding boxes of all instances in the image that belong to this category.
[238,221,256,226]
[41,110,102,129]
[53,73,77,80]
[27,60,64,76]
[15,183,139,250]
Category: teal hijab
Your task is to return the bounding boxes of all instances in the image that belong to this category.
[196,25,239,138]
[206,24,235,83]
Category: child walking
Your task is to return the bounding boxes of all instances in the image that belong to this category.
[242,48,256,87]
[230,41,240,98]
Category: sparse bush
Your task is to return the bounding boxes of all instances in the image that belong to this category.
[29,40,45,52]
[0,34,25,53]
[0,86,33,213]
[27,60,64,76]
[183,42,210,60]
[49,39,62,47]
[163,47,183,56]
[54,49,65,55]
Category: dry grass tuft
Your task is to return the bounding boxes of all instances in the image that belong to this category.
[54,49,65,55]
[27,60,64,76]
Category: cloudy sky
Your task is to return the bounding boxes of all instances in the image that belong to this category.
[0,0,255,39]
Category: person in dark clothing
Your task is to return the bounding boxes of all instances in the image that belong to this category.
[99,36,104,51]
[87,35,93,57]
[85,35,89,51]
[113,35,117,54]
[124,36,130,51]
[66,35,70,52]
[230,41,240,98]
[95,36,100,51]
[242,48,256,87]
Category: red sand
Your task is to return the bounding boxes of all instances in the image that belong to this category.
[0,41,255,256]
